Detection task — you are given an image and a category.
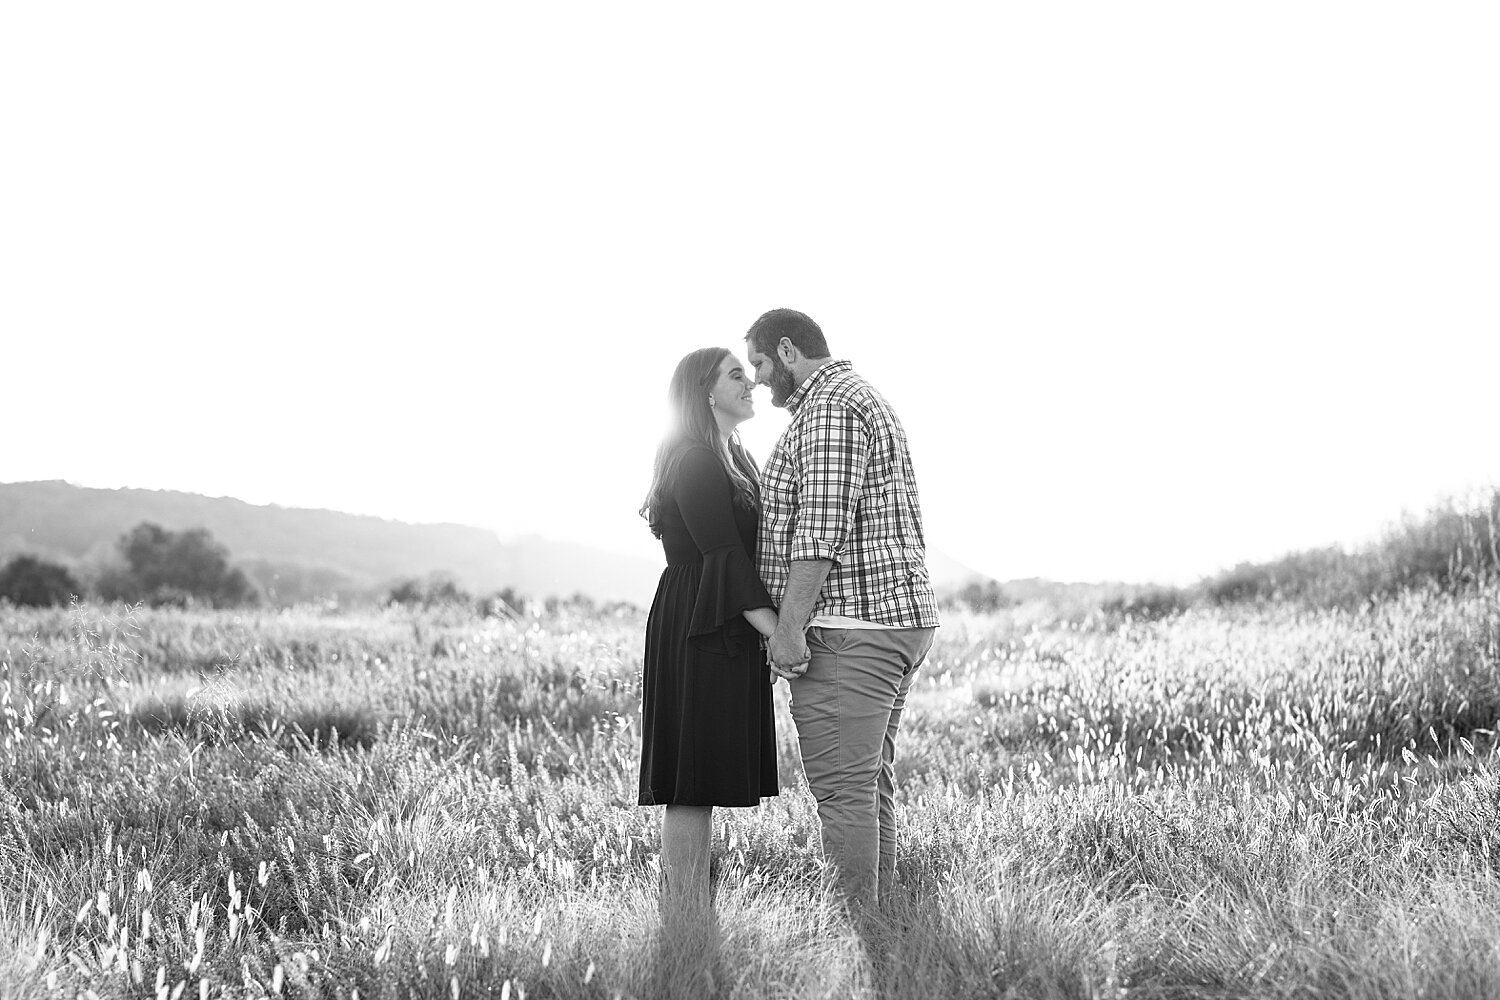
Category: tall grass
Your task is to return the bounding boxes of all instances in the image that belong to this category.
[2,587,1499,997]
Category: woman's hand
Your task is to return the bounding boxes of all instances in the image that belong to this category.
[767,620,810,681]
[749,610,807,682]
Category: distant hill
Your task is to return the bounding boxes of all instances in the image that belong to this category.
[0,481,659,606]
[996,576,1146,608]
[0,480,1005,609]
[926,547,988,590]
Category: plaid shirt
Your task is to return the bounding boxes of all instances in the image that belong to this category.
[757,360,940,628]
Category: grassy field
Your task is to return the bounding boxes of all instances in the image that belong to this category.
[2,584,1499,999]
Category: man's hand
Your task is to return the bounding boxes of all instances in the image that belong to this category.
[768,624,810,680]
[765,559,830,682]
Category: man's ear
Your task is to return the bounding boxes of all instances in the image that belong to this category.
[777,337,798,363]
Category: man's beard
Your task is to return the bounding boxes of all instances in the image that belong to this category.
[768,356,797,407]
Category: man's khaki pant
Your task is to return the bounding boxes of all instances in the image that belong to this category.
[789,626,936,907]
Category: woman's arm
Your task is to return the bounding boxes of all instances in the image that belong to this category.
[745,607,798,682]
[743,606,777,638]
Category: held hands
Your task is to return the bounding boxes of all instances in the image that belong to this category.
[766,624,811,683]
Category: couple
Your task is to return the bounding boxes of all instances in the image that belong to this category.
[637,308,939,923]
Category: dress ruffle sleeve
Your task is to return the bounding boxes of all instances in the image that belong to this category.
[688,543,773,650]
[673,447,774,655]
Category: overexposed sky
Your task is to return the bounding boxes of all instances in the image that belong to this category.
[3,3,1496,584]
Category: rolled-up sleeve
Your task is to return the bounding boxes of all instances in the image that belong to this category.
[789,401,868,564]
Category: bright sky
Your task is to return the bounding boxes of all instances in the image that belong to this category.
[3,3,1496,585]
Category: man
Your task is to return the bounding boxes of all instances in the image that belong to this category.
[745,307,940,908]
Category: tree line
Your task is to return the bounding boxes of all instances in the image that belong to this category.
[0,522,255,608]
[0,523,584,614]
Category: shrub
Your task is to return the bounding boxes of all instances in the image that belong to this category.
[0,555,79,607]
[387,579,426,606]
[96,522,258,607]
[387,574,473,608]
[476,588,527,619]
[1376,490,1500,589]
[1099,584,1189,621]
[952,578,1012,614]
[1198,487,1500,609]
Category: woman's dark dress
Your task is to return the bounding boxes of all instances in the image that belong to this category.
[639,445,778,807]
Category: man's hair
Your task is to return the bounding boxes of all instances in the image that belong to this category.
[745,308,831,360]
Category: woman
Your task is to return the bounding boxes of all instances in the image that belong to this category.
[638,347,781,923]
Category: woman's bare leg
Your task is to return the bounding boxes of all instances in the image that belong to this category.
[661,804,712,920]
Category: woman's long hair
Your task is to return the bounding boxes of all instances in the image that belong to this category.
[640,347,761,538]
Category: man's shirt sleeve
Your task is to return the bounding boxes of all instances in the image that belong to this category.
[789,399,869,564]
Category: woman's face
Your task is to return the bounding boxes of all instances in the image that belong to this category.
[707,353,755,427]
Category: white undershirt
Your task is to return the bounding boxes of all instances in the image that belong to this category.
[809,614,900,630]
